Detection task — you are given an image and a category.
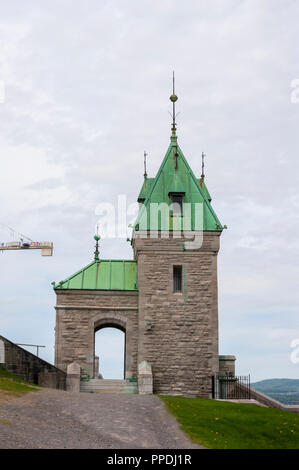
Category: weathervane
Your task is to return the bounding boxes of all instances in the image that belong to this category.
[94,224,100,261]
[169,71,179,136]
[144,151,148,179]
[201,152,206,178]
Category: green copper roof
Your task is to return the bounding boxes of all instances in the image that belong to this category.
[134,136,222,232]
[53,260,138,290]
[137,177,155,202]
[198,177,212,202]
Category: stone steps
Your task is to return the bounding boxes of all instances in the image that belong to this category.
[80,379,138,394]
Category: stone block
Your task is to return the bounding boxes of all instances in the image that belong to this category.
[66,362,81,393]
[219,355,236,376]
[138,361,153,395]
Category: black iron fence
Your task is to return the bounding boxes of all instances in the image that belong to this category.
[212,374,251,400]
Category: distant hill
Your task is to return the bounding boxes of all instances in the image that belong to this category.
[251,379,299,405]
[252,379,299,393]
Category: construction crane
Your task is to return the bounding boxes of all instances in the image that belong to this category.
[0,223,53,256]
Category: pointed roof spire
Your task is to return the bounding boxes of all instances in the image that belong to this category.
[201,152,205,178]
[144,150,148,179]
[94,225,100,261]
[199,152,212,202]
[170,71,178,138]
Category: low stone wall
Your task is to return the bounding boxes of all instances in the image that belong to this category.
[248,386,299,413]
[233,381,299,413]
[0,335,66,390]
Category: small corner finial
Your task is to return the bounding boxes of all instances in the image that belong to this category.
[169,70,178,138]
[94,224,100,261]
[201,152,206,179]
[144,150,148,179]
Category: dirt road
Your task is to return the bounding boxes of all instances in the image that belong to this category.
[0,388,202,449]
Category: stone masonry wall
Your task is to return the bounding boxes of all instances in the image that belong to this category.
[0,335,66,389]
[133,231,221,397]
[54,290,138,378]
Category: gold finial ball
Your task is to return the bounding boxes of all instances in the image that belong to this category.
[170,94,178,102]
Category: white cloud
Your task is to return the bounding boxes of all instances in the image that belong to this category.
[0,141,69,214]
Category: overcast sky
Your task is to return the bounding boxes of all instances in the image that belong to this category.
[0,0,299,381]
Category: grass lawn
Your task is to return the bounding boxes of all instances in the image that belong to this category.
[0,368,40,396]
[160,396,299,449]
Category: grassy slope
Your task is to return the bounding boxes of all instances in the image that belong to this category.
[160,396,299,449]
[0,368,40,396]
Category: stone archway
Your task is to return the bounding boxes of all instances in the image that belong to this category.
[88,312,136,380]
[54,290,139,380]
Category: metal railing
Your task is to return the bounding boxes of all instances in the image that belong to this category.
[212,374,251,400]
[16,343,45,357]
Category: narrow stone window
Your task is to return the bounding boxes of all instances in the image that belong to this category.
[173,265,182,292]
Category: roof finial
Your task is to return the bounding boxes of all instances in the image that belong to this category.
[144,150,148,179]
[94,224,100,261]
[201,152,206,179]
[169,71,178,137]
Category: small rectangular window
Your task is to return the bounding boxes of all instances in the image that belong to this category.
[169,193,184,215]
[173,265,182,292]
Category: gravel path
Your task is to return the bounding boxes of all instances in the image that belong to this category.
[0,388,202,449]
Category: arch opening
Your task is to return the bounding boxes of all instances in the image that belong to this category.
[94,326,125,379]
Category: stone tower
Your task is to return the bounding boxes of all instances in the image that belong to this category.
[131,96,223,396]
[53,86,225,397]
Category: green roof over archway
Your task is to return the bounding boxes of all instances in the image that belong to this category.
[53,260,138,290]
